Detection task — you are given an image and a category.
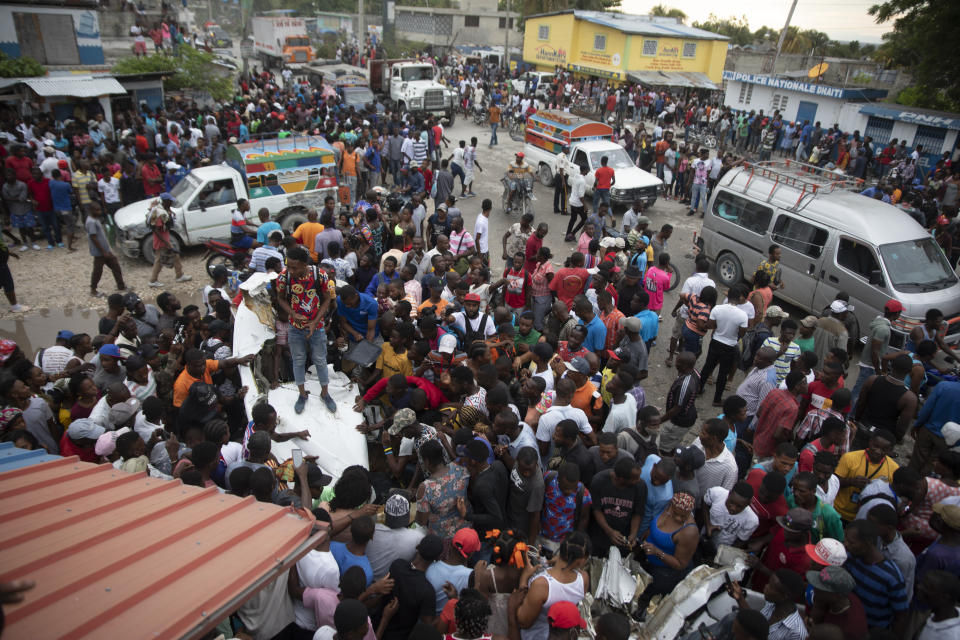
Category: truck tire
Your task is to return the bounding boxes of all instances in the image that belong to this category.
[140,232,181,265]
[538,163,553,188]
[280,209,309,235]
[446,110,456,126]
[715,252,744,287]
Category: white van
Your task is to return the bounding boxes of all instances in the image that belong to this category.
[700,162,960,349]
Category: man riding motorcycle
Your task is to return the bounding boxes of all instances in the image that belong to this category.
[505,152,533,212]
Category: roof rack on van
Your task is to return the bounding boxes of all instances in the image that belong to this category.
[735,160,865,211]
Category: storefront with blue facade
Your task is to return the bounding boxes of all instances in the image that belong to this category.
[840,102,960,172]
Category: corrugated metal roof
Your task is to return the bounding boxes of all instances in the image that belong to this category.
[0,442,60,473]
[529,10,729,41]
[21,76,127,98]
[627,70,718,89]
[0,456,322,640]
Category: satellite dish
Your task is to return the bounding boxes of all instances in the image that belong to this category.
[808,62,829,78]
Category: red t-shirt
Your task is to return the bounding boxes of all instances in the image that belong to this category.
[752,527,811,592]
[59,432,99,463]
[26,178,53,212]
[5,156,34,183]
[595,166,615,190]
[806,592,869,639]
[605,94,617,112]
[746,468,789,538]
[550,267,589,309]
[141,163,163,196]
[805,378,848,415]
[135,135,149,154]
[503,267,527,309]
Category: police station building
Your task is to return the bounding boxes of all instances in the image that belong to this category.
[722,70,960,170]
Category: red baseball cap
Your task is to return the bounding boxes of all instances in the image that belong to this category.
[547,602,586,630]
[464,293,482,303]
[884,299,904,313]
[515,152,524,159]
[452,527,481,558]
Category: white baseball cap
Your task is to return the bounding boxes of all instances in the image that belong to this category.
[805,538,847,567]
[438,333,458,354]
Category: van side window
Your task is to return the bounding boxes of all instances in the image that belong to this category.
[711,191,772,235]
[772,215,828,258]
[837,238,880,280]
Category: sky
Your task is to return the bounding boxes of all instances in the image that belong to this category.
[618,0,892,43]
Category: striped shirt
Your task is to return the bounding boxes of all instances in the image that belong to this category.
[761,602,808,640]
[449,230,475,255]
[844,555,909,628]
[761,336,802,384]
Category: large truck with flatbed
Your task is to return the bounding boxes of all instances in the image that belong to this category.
[367,58,456,123]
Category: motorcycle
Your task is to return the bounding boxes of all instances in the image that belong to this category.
[502,173,535,217]
[508,108,527,142]
[202,238,249,276]
[472,101,487,126]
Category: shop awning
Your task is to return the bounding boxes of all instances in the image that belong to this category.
[626,70,717,89]
[21,76,127,98]
[0,454,323,639]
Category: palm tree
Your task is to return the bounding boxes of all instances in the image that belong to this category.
[649,4,686,22]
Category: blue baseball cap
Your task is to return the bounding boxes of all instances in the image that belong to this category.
[160,192,175,201]
[57,330,74,341]
[98,344,125,359]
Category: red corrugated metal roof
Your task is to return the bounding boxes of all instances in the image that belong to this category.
[0,456,322,640]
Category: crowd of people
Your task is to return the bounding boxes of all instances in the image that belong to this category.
[1,32,960,640]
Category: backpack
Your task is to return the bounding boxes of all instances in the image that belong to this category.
[739,324,773,371]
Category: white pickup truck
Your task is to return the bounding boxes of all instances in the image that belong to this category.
[523,140,663,208]
[524,111,661,209]
[511,71,554,101]
[113,137,338,263]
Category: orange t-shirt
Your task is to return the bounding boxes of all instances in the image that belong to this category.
[571,381,602,417]
[418,297,450,316]
[341,150,360,177]
[173,360,220,407]
[292,221,325,261]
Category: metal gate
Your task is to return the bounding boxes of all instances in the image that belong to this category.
[864,116,894,145]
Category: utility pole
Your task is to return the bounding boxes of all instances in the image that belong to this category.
[503,0,510,71]
[358,0,364,47]
[770,0,799,77]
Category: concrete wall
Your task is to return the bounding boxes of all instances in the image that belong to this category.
[0,4,104,66]
[725,49,911,94]
[393,2,519,49]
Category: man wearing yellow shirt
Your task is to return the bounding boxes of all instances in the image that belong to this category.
[832,428,898,521]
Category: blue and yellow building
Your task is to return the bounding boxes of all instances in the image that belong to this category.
[523,10,728,88]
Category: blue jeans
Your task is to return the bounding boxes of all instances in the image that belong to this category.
[37,210,61,246]
[592,188,610,212]
[390,158,402,185]
[849,363,875,413]
[288,326,329,388]
[690,183,708,214]
[490,122,499,146]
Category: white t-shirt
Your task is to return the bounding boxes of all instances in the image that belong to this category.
[918,609,960,640]
[452,311,497,339]
[704,486,759,546]
[474,213,489,253]
[679,272,716,318]
[535,404,591,443]
[451,146,465,167]
[710,304,749,346]
[98,177,121,204]
[533,366,555,392]
[816,474,840,506]
[34,345,74,376]
[735,300,756,323]
[294,550,341,630]
[602,394,637,434]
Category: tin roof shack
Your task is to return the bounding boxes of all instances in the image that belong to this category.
[0,455,323,639]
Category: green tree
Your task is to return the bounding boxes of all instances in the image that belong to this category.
[0,51,45,78]
[869,0,960,109]
[691,14,753,46]
[113,47,234,102]
[649,4,686,22]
